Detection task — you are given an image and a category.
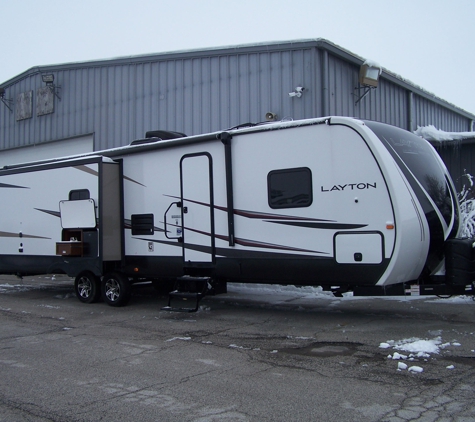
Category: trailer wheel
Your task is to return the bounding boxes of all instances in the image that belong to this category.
[101,272,131,307]
[75,272,101,303]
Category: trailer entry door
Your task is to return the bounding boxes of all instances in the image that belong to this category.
[180,153,215,264]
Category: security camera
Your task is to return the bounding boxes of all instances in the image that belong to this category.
[289,86,305,98]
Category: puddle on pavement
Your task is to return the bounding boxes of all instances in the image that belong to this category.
[281,342,362,358]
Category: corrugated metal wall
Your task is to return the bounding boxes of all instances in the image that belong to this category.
[147,48,316,141]
[0,47,318,151]
[0,40,473,153]
[326,55,409,128]
[355,78,409,129]
[413,96,471,132]
[433,140,475,192]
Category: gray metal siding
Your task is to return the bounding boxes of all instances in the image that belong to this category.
[414,95,470,132]
[0,48,319,151]
[371,78,408,129]
[432,140,475,192]
[327,55,356,118]
[0,40,473,154]
[326,55,409,129]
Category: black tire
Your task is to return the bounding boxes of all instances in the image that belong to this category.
[101,272,131,307]
[74,271,101,303]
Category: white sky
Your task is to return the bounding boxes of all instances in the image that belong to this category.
[2,0,474,116]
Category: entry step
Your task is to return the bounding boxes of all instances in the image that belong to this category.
[162,276,210,312]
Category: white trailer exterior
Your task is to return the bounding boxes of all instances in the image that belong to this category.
[0,117,464,307]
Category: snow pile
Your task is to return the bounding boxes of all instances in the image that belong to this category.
[379,337,460,373]
[380,336,458,355]
[414,125,475,142]
[229,283,335,298]
[393,337,442,354]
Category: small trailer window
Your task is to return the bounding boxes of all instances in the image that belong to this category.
[268,167,312,209]
[69,189,90,201]
[131,213,155,235]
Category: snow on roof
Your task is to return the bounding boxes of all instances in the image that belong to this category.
[414,125,475,142]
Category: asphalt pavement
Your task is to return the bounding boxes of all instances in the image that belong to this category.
[0,275,474,422]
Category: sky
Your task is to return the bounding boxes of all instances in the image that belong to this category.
[2,0,474,117]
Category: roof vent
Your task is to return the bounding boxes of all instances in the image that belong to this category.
[144,130,186,140]
[130,137,162,146]
[129,130,187,146]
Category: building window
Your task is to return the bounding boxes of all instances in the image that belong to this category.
[267,167,312,209]
[16,91,33,121]
[37,87,55,116]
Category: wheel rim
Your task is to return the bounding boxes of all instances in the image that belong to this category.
[77,276,93,299]
[104,278,120,302]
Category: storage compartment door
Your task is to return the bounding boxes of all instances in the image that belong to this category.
[59,199,96,229]
[334,232,383,264]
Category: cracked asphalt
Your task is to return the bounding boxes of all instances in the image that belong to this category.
[0,275,474,421]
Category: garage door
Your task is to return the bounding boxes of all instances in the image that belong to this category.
[0,134,94,167]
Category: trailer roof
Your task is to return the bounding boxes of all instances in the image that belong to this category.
[1,116,370,169]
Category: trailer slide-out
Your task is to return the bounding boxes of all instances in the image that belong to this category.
[0,117,473,310]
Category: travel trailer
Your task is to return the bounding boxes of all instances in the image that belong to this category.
[0,117,472,310]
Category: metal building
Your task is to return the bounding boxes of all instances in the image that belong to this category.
[431,137,475,193]
[0,39,474,166]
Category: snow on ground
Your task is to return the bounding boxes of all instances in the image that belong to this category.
[1,278,473,305]
[226,284,473,374]
[0,283,39,293]
[228,283,339,300]
[379,336,466,374]
[0,276,61,294]
[226,282,474,304]
[1,277,473,374]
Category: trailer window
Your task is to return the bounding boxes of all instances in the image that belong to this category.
[268,167,312,209]
[131,213,154,236]
[69,189,90,201]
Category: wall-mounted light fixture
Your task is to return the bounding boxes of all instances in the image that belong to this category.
[354,60,382,105]
[0,87,13,112]
[42,73,61,100]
